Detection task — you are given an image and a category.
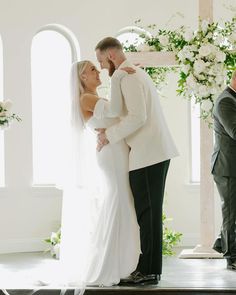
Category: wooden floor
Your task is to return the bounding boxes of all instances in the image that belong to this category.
[0,251,236,294]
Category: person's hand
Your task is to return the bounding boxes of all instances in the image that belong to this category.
[95,128,109,151]
[120,67,136,74]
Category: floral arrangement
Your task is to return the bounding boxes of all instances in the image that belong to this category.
[123,17,236,124]
[0,100,21,129]
[44,229,61,259]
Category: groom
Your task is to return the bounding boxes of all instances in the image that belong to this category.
[95,37,178,285]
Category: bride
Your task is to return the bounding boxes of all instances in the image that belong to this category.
[58,60,140,287]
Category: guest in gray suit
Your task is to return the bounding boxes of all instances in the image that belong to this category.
[211,70,236,270]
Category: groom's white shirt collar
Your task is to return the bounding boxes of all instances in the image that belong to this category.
[229,85,236,94]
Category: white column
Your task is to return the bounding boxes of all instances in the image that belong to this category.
[190,120,216,255]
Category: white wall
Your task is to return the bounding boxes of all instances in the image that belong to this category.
[0,0,235,253]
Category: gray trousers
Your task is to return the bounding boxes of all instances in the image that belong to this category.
[213,175,236,259]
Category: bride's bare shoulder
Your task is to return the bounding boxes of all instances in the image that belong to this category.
[81,93,95,102]
[80,93,99,111]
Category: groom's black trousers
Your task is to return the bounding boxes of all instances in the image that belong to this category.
[129,160,170,275]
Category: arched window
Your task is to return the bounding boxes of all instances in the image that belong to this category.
[0,36,4,187]
[31,26,79,185]
[116,26,151,48]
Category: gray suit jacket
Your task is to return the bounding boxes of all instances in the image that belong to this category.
[211,86,236,176]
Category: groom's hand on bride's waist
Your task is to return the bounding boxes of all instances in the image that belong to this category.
[95,128,109,152]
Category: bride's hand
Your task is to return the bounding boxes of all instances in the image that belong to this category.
[95,128,109,152]
[120,67,136,74]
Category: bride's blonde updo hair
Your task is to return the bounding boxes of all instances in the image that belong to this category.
[74,60,90,96]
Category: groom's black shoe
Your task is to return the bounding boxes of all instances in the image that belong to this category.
[227,259,236,271]
[119,271,159,285]
[119,270,138,285]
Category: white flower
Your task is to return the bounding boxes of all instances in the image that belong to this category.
[177,50,185,61]
[195,73,206,81]
[186,74,197,89]
[215,74,225,85]
[184,50,194,61]
[199,44,212,57]
[211,44,218,54]
[193,59,208,74]
[210,87,218,95]
[184,30,194,42]
[209,63,224,75]
[177,45,196,61]
[198,85,210,97]
[158,35,169,47]
[214,35,225,46]
[215,50,226,62]
[201,99,213,112]
[137,43,153,52]
[228,32,236,44]
[50,232,58,244]
[189,45,198,52]
[208,76,214,83]
[182,64,191,75]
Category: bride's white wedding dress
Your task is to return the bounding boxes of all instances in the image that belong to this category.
[59,115,140,287]
[35,70,140,289]
[82,114,140,286]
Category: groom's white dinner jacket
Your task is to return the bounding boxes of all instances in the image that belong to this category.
[105,59,178,171]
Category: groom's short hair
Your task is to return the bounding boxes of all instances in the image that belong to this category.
[95,37,123,52]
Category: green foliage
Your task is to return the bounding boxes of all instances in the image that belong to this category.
[145,66,178,91]
[44,228,61,246]
[162,213,182,256]
[123,43,138,52]
[0,102,21,128]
